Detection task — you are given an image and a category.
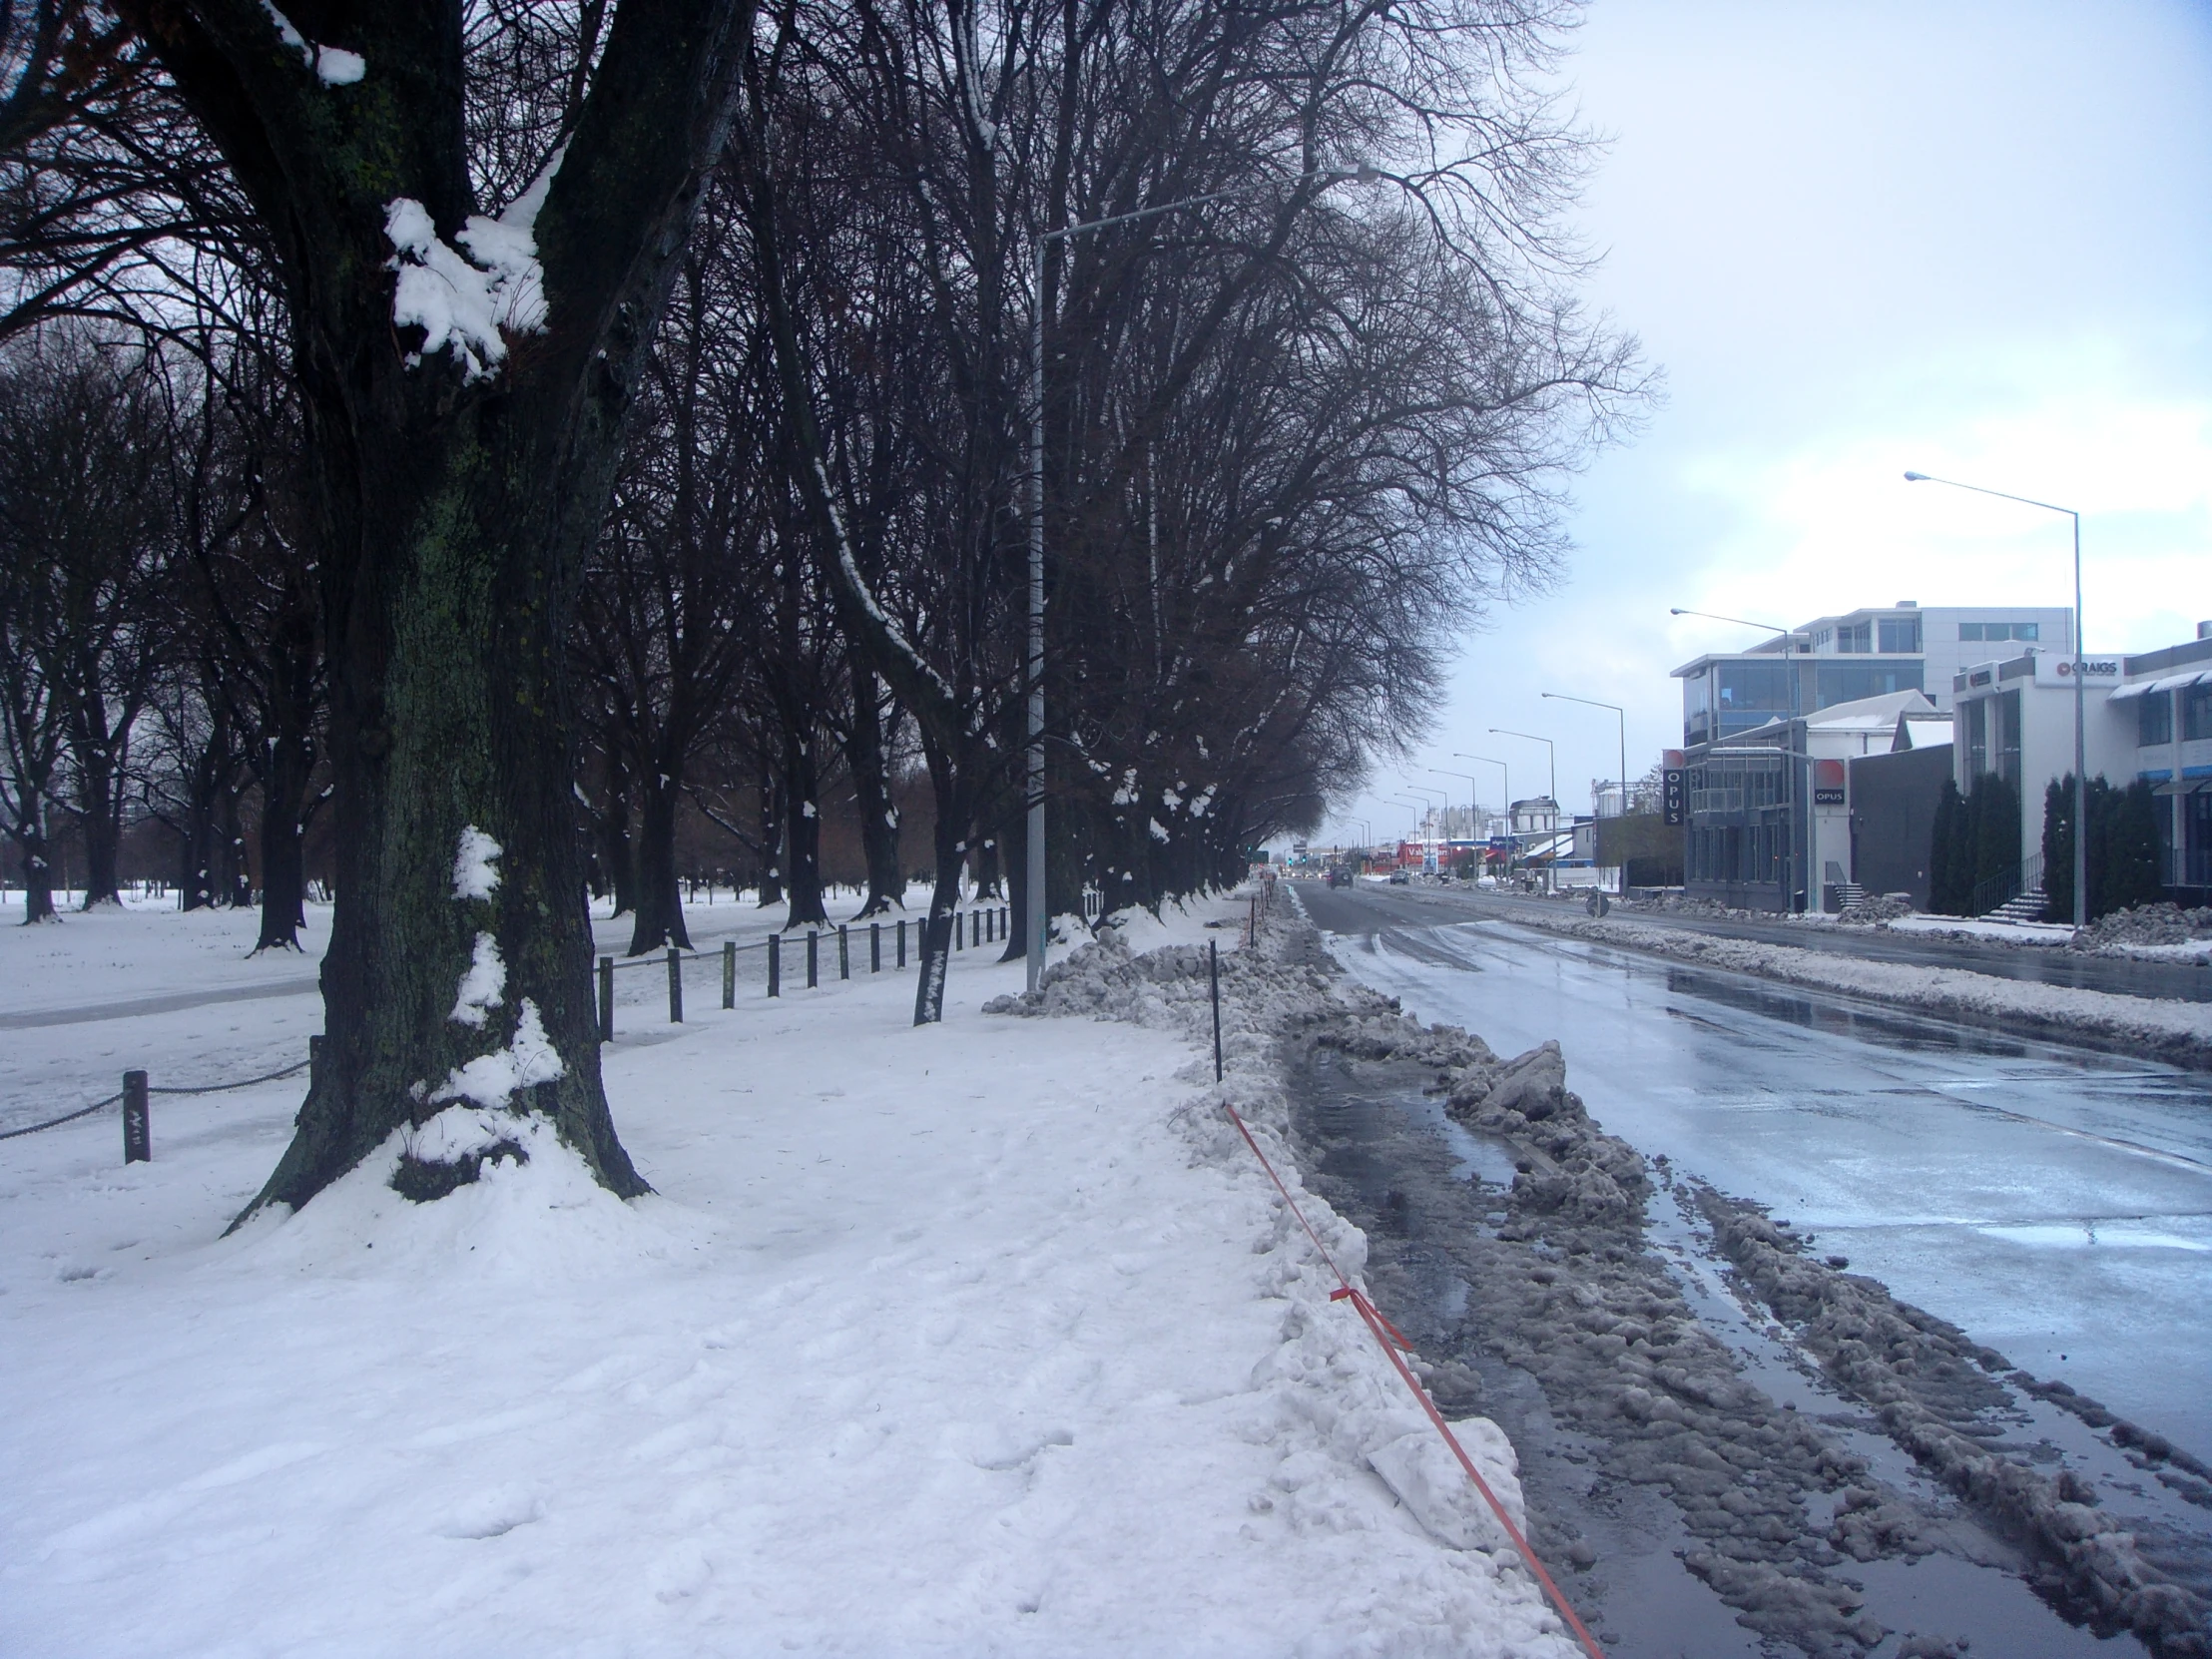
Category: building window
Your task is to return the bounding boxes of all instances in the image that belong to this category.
[2139,690,2174,748]
[1837,622,1872,653]
[1959,620,2040,644]
[1964,696,1988,779]
[1716,660,1796,731]
[1815,661,1922,709]
[2186,791,2212,887]
[1996,690,2020,786]
[2185,684,2212,744]
[1878,616,1922,653]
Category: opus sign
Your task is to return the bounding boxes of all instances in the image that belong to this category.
[2034,655,2122,688]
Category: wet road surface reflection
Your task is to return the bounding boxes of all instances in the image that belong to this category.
[1299,884,2212,1465]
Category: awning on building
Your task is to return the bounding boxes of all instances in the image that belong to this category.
[2152,777,2212,797]
[2113,667,2212,701]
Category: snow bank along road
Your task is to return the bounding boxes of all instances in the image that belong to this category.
[1,895,1579,1659]
[1296,876,2212,1655]
[1459,892,2212,1073]
[1466,888,2212,1006]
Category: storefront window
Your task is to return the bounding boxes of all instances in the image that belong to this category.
[2184,684,2212,743]
[2139,690,2174,748]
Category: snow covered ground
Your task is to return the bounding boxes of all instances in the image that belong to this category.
[1880,914,2076,946]
[3,892,1571,1657]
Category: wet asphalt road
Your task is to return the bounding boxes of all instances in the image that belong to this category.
[1295,878,2212,1462]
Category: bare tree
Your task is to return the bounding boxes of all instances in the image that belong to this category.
[99,0,754,1219]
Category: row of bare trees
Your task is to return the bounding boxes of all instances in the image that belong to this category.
[2,0,1640,1217]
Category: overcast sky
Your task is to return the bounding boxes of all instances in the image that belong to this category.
[1324,0,2212,843]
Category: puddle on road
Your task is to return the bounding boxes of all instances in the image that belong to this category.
[1289,1046,2161,1659]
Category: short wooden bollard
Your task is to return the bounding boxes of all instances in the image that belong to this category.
[870,921,881,972]
[999,904,1008,939]
[598,955,615,1042]
[807,930,819,988]
[768,934,781,996]
[896,918,906,968]
[667,947,684,1023]
[1209,940,1223,1082]
[953,912,963,951]
[970,910,979,948]
[722,939,737,1009]
[837,925,850,979]
[123,1069,150,1164]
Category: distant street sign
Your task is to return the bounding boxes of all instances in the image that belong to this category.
[1662,768,1687,826]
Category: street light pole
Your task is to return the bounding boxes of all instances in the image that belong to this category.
[1905,471,2087,927]
[1454,753,1508,816]
[1490,729,1555,804]
[1541,692,1627,816]
[1025,169,1369,992]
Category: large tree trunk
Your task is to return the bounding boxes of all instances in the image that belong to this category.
[995,791,1027,964]
[595,750,638,918]
[135,0,749,1222]
[754,753,784,905]
[625,772,693,953]
[841,672,903,917]
[778,716,829,929]
[179,718,235,911]
[218,778,253,907]
[75,746,121,907]
[252,717,310,950]
[909,738,986,1024]
[11,818,55,923]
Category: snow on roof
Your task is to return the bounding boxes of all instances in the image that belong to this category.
[1802,688,1936,728]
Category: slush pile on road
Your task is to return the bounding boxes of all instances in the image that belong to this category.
[1007,903,2212,1656]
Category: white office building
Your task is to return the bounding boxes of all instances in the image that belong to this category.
[2107,625,2212,899]
[1673,602,2075,747]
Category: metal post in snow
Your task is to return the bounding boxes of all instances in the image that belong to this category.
[870,921,881,972]
[768,934,781,997]
[838,925,849,980]
[897,918,906,968]
[722,939,736,1009]
[666,947,683,1023]
[807,930,819,988]
[598,955,614,1042]
[123,1069,149,1164]
[1209,940,1223,1083]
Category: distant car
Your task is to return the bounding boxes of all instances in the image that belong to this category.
[1326,867,1352,888]
[1387,870,1409,885]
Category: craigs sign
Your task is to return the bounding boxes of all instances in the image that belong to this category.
[2033,655,2122,687]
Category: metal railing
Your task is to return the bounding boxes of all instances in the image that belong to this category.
[595,905,1010,1038]
[1965,850,2044,918]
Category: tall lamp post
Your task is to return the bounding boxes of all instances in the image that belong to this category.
[1426,766,1484,826]
[1906,471,2087,927]
[1454,754,1508,813]
[1025,168,1370,992]
[1541,692,1627,816]
[1490,729,1555,805]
